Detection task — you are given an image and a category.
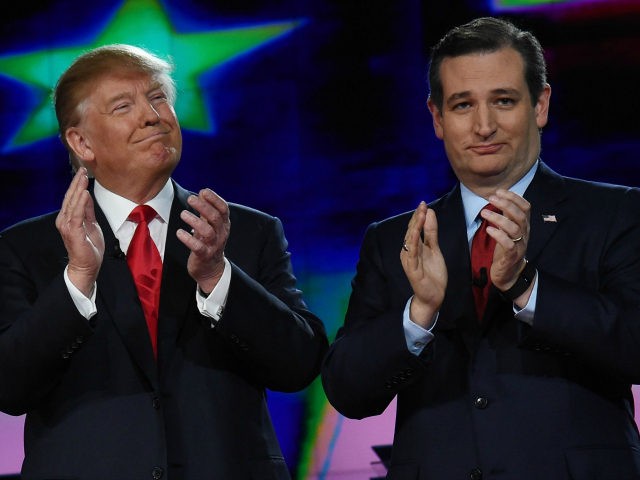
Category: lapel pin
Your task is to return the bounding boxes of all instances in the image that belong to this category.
[542,214,557,223]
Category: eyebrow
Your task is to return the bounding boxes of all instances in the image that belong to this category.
[105,92,131,105]
[104,82,166,109]
[445,87,522,105]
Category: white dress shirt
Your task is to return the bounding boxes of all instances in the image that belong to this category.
[404,161,540,355]
[64,179,230,325]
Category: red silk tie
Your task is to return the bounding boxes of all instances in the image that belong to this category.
[127,205,162,358]
[471,204,501,321]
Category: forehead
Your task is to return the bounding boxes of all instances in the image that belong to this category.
[87,71,161,101]
[439,48,527,97]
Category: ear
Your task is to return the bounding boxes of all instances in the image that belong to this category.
[535,83,551,129]
[65,127,96,166]
[427,97,444,140]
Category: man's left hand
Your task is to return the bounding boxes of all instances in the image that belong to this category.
[176,188,230,294]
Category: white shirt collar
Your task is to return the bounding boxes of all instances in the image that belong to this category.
[460,160,539,233]
[94,178,174,233]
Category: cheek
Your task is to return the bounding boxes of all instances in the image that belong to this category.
[439,119,467,145]
[101,121,133,143]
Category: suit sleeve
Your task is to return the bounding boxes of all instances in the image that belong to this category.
[213,213,329,392]
[0,229,94,415]
[525,186,640,383]
[321,222,428,419]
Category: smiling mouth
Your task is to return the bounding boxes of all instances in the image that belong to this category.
[135,131,169,143]
[470,144,502,155]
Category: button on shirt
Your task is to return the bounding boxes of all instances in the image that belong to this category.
[64,179,230,323]
[404,161,539,355]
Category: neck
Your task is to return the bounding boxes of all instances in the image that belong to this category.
[98,175,170,204]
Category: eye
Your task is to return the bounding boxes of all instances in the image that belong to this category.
[150,91,168,104]
[496,97,516,107]
[452,101,471,111]
[112,102,131,113]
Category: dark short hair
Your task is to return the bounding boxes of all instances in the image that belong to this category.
[428,17,547,111]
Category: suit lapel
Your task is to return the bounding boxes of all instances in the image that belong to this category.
[93,182,199,380]
[156,182,197,364]
[483,162,566,328]
[92,199,159,387]
[435,163,566,339]
[523,162,566,263]
[433,185,479,333]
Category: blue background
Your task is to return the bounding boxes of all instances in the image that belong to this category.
[1,0,639,478]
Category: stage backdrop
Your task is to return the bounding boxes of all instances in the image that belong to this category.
[1,0,639,478]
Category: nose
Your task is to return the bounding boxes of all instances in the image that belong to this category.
[474,104,496,139]
[140,101,161,126]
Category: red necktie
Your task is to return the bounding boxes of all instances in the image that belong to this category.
[127,205,162,358]
[471,204,501,321]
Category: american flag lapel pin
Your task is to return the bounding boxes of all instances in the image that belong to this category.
[542,214,557,223]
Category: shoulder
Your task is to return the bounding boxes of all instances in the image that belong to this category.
[368,210,414,236]
[366,189,454,237]
[228,202,276,221]
[538,161,639,200]
[172,180,280,228]
[1,210,59,240]
[559,174,640,213]
[0,211,62,261]
[227,202,283,235]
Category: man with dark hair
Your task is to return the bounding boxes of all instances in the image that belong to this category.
[322,17,640,479]
[0,44,328,480]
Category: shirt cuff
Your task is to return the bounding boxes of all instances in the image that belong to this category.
[403,296,436,355]
[64,266,97,320]
[196,257,231,327]
[513,272,538,326]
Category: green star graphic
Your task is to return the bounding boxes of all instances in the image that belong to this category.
[0,0,303,151]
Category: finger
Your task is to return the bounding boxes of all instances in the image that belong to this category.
[200,188,230,222]
[481,209,524,243]
[422,207,439,252]
[488,190,530,224]
[187,189,229,226]
[176,227,204,252]
[69,186,91,225]
[494,189,530,211]
[179,209,214,243]
[483,196,529,241]
[486,225,522,252]
[58,172,90,235]
[59,168,87,219]
[81,191,101,239]
[403,201,428,254]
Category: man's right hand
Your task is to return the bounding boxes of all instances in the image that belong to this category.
[55,167,105,297]
[400,201,447,329]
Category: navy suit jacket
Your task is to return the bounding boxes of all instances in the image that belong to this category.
[322,162,640,479]
[0,180,328,480]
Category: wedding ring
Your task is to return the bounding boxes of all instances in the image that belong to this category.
[511,236,523,243]
[402,242,409,252]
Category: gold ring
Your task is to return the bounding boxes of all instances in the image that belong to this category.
[402,242,409,252]
[511,236,523,243]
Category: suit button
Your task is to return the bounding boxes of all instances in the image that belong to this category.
[474,396,488,409]
[470,467,482,479]
[152,396,161,410]
[151,466,164,479]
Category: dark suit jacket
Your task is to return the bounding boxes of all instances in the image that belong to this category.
[0,180,328,480]
[322,162,640,479]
